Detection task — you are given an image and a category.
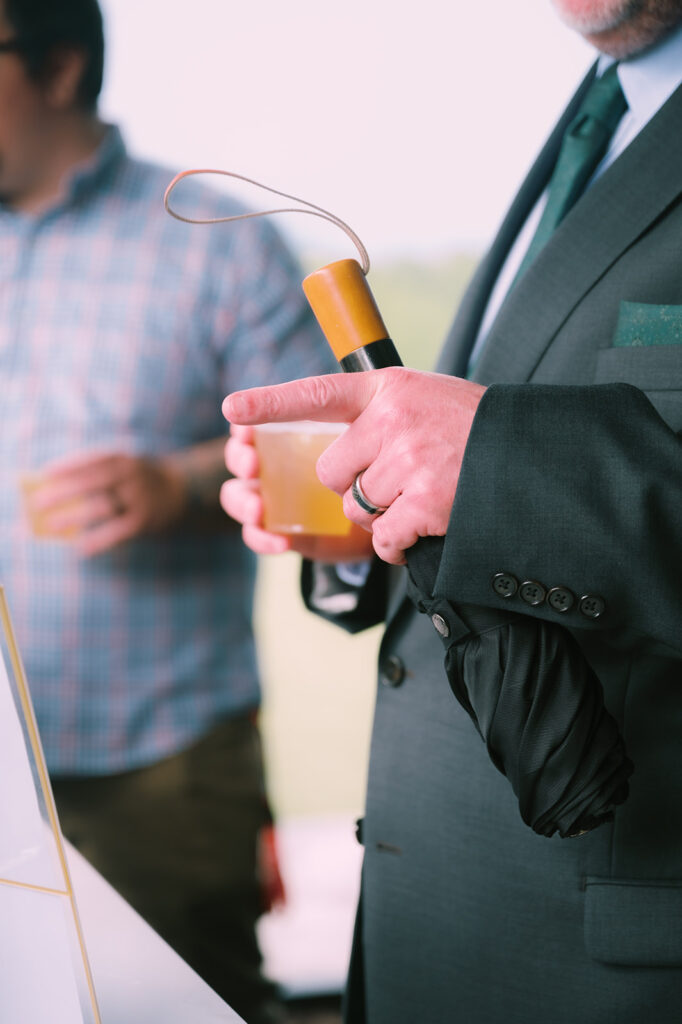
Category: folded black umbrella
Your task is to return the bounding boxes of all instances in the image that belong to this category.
[406,537,633,839]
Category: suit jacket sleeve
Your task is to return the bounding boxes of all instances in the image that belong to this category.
[436,381,682,656]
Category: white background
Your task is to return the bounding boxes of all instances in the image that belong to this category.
[98,0,593,262]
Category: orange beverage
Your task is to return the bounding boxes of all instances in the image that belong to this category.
[254,421,351,536]
[20,472,80,540]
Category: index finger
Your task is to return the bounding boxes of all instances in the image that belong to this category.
[222,372,381,425]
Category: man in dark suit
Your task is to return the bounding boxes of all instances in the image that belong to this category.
[222,1,682,1021]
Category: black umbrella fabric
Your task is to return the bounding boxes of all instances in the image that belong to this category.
[406,537,633,839]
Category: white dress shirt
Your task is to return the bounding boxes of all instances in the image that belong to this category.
[468,21,682,372]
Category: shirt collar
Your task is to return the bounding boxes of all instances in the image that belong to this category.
[61,123,127,207]
[597,20,682,127]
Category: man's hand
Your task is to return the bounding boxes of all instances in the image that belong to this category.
[26,451,187,556]
[223,367,486,565]
[221,425,374,562]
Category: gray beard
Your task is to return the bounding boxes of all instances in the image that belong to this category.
[554,0,682,57]
[556,0,648,34]
[556,0,682,33]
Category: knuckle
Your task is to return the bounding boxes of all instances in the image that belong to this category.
[377,404,405,436]
[379,366,407,389]
[371,516,392,546]
[303,374,338,408]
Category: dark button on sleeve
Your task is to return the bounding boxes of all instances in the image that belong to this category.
[547,586,575,613]
[492,572,518,598]
[415,599,472,649]
[519,580,546,606]
[379,654,405,688]
[579,594,606,619]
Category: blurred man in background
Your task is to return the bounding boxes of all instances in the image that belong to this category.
[0,1,335,1021]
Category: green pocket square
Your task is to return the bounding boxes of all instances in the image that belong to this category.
[613,301,682,347]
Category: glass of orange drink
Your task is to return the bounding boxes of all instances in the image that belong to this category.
[253,421,350,537]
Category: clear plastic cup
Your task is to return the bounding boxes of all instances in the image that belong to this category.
[20,471,80,540]
[254,421,351,536]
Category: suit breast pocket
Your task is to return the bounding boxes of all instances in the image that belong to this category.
[594,302,682,430]
[612,301,682,347]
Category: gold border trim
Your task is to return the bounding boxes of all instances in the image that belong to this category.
[0,588,102,1023]
[0,876,67,896]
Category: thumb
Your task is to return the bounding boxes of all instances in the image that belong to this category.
[223,371,382,425]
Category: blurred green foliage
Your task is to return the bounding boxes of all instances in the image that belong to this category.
[369,253,479,370]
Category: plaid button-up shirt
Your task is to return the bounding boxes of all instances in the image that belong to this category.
[0,126,334,774]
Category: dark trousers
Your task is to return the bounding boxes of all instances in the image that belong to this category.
[52,714,284,1024]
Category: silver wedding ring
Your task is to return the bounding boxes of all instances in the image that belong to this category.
[351,472,388,516]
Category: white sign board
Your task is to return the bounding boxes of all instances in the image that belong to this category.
[0,587,100,1023]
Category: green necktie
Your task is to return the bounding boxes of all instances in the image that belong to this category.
[515,63,627,283]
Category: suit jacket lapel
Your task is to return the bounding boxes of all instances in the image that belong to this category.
[437,65,598,377]
[471,81,682,384]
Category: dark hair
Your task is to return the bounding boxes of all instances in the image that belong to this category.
[4,0,104,109]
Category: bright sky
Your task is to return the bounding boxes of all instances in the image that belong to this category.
[98,0,594,262]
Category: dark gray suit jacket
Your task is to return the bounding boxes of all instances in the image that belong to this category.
[312,69,682,1024]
